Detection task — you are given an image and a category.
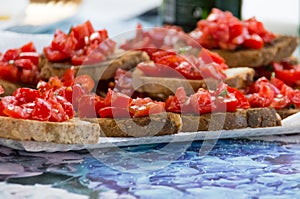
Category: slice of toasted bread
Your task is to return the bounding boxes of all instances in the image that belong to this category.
[84,112,182,137]
[276,108,300,119]
[0,79,21,96]
[132,67,255,101]
[212,35,299,68]
[181,107,281,132]
[39,50,150,82]
[0,117,100,144]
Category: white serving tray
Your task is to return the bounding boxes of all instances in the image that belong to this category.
[0,112,299,152]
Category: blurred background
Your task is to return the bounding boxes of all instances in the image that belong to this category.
[0,0,298,36]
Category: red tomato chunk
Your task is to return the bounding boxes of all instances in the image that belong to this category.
[0,42,41,85]
[190,8,275,50]
[43,20,116,65]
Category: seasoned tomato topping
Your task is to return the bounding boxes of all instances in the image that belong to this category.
[0,42,40,85]
[190,8,275,50]
[44,20,116,65]
[245,76,300,110]
[166,82,250,114]
[137,48,227,80]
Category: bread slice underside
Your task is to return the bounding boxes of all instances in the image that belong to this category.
[212,35,299,68]
[39,50,150,82]
[132,67,255,101]
[84,112,182,137]
[180,107,281,132]
[0,117,100,144]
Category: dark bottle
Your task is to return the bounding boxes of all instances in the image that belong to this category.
[161,0,242,32]
[214,0,242,19]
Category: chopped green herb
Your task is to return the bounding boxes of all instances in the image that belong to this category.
[271,72,276,78]
[178,46,192,54]
[218,88,229,97]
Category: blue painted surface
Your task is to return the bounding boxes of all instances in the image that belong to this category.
[1,139,300,198]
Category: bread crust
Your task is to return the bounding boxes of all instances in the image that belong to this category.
[181,107,281,132]
[84,112,182,137]
[39,50,150,81]
[212,35,299,68]
[0,117,100,144]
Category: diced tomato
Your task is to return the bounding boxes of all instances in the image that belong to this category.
[0,42,40,85]
[0,101,5,116]
[0,68,82,122]
[288,90,300,107]
[114,68,134,95]
[104,89,132,108]
[83,50,105,65]
[242,34,264,49]
[13,88,40,104]
[271,94,290,110]
[61,67,75,87]
[56,95,75,119]
[90,29,108,44]
[130,101,165,118]
[51,30,77,57]
[69,84,87,110]
[227,87,250,109]
[270,76,285,90]
[150,50,177,62]
[229,23,244,40]
[44,21,114,66]
[94,95,106,113]
[71,54,86,65]
[74,74,95,92]
[77,94,99,118]
[2,49,20,62]
[1,96,30,119]
[0,63,19,82]
[129,98,165,117]
[273,62,300,87]
[1,96,17,108]
[137,62,177,77]
[45,76,63,90]
[214,83,238,112]
[199,48,226,66]
[247,82,274,107]
[14,59,34,70]
[71,20,95,49]
[138,49,226,80]
[190,88,214,115]
[214,93,238,112]
[3,104,31,119]
[20,42,37,52]
[96,39,116,57]
[165,87,193,113]
[191,8,274,50]
[31,98,52,121]
[155,54,186,69]
[198,62,227,80]
[165,96,181,113]
[19,52,40,66]
[98,107,129,118]
[43,46,69,62]
[48,98,69,122]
